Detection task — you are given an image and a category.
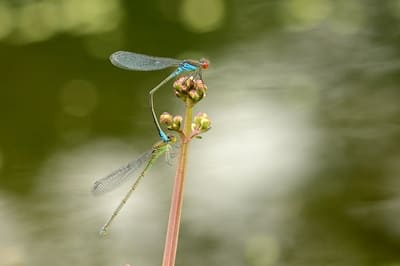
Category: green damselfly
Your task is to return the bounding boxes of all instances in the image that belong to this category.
[92,135,177,235]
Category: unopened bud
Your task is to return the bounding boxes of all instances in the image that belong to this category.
[160,112,173,127]
[192,112,211,133]
[171,115,183,131]
[174,76,208,105]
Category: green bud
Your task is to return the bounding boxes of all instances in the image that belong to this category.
[171,115,183,131]
[192,112,211,133]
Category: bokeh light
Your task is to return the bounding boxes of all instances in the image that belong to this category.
[245,235,280,266]
[0,0,122,44]
[282,0,331,30]
[0,2,13,40]
[180,0,226,33]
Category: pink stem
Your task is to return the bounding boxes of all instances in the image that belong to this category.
[161,101,193,266]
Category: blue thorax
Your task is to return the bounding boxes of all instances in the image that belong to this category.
[174,62,198,76]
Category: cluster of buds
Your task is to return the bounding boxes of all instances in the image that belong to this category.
[160,112,183,131]
[191,112,211,138]
[160,111,211,139]
[173,76,208,105]
[160,75,211,140]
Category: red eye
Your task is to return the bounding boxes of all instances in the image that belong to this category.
[200,58,209,69]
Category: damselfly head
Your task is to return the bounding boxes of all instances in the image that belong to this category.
[167,134,177,143]
[199,58,209,69]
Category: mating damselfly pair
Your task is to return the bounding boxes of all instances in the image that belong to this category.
[111,51,209,142]
[92,51,209,235]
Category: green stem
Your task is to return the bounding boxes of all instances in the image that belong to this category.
[161,100,193,266]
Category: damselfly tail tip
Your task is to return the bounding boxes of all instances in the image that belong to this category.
[109,51,130,70]
[109,51,119,62]
[109,54,120,67]
[99,228,108,237]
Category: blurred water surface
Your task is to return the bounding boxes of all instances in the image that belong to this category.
[1,0,400,265]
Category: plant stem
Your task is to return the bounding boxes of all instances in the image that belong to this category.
[161,100,193,266]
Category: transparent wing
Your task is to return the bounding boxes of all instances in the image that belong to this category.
[170,142,180,159]
[165,142,180,164]
[91,150,153,196]
[110,51,182,71]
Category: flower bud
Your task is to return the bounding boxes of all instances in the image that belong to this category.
[173,76,208,105]
[192,112,211,133]
[188,90,200,101]
[171,115,183,131]
[160,112,173,127]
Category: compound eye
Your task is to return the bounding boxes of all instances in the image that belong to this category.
[200,58,209,69]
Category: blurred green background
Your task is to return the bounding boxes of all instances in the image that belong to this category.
[1,0,400,265]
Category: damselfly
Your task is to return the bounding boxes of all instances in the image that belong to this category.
[110,51,209,142]
[92,135,177,235]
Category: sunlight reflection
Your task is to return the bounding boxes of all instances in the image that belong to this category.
[0,2,13,40]
[186,38,320,201]
[61,0,122,35]
[245,235,280,266]
[282,0,331,30]
[180,0,225,33]
[327,1,365,34]
[0,195,26,265]
[30,138,175,264]
[180,35,320,256]
[0,0,122,44]
[15,1,59,43]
